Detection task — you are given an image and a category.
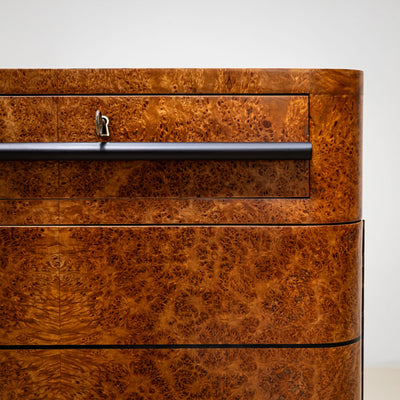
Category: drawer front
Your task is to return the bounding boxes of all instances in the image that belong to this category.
[0,344,361,400]
[57,95,309,143]
[0,94,311,225]
[0,223,362,346]
[0,159,309,199]
[0,343,361,400]
[59,344,361,400]
[0,69,363,225]
[60,224,361,345]
[0,95,308,143]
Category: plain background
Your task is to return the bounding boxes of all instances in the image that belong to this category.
[0,0,399,368]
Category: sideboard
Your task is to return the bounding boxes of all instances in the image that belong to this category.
[0,68,363,399]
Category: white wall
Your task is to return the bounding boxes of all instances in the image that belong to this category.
[1,0,399,367]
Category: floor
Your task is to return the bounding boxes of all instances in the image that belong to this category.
[365,368,400,399]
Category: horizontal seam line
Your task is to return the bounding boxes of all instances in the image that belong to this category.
[0,93,311,97]
[0,197,310,201]
[0,220,362,228]
[0,336,361,350]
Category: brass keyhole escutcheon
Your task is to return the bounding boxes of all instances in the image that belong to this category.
[95,110,110,138]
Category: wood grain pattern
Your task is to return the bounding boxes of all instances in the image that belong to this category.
[60,223,362,345]
[0,97,57,142]
[0,158,309,200]
[0,301,59,345]
[57,95,308,142]
[0,199,310,226]
[309,95,362,223]
[0,69,363,223]
[55,68,312,95]
[0,200,59,225]
[0,161,59,199]
[310,69,363,95]
[60,342,361,400]
[58,198,310,225]
[0,69,362,95]
[0,227,59,274]
[0,69,57,94]
[59,160,309,199]
[0,350,60,400]
[0,228,59,345]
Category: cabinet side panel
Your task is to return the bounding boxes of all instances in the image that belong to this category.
[310,94,362,222]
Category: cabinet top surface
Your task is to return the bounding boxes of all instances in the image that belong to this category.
[0,68,363,95]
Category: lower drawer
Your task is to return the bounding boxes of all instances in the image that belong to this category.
[0,223,362,345]
[0,342,361,399]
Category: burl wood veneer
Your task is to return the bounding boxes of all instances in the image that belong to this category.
[58,159,309,199]
[57,95,309,143]
[60,342,361,400]
[0,69,363,400]
[59,223,362,345]
[0,228,59,345]
[0,350,60,400]
[0,97,57,143]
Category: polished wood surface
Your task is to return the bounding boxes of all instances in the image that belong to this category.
[59,343,361,399]
[0,350,60,399]
[0,224,361,346]
[59,223,362,345]
[309,94,362,223]
[0,159,309,200]
[0,68,362,95]
[0,94,308,143]
[0,343,360,400]
[58,95,308,143]
[0,200,59,225]
[0,94,310,201]
[0,198,310,225]
[57,198,310,225]
[0,97,57,143]
[0,161,59,199]
[0,228,59,345]
[59,159,309,198]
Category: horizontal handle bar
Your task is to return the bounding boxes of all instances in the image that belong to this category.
[0,142,312,161]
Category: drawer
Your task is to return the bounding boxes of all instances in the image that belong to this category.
[0,94,312,225]
[59,345,361,400]
[0,223,362,346]
[0,344,361,400]
[0,71,363,225]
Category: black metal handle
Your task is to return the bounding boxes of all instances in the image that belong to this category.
[0,142,312,161]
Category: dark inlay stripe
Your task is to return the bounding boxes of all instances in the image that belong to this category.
[0,337,361,350]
